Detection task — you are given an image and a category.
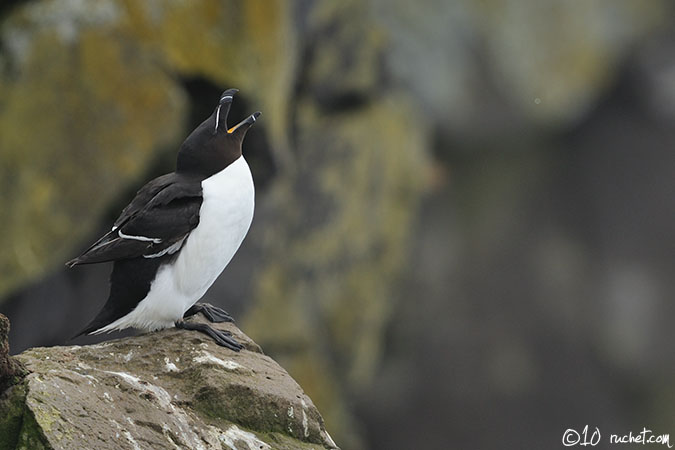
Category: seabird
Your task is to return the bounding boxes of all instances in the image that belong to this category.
[67,89,260,351]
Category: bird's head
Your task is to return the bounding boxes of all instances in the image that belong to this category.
[177,88,261,176]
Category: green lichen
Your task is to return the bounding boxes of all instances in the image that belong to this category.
[31,403,61,434]
[0,17,185,296]
[193,383,287,435]
[191,378,329,446]
[15,406,50,450]
[0,383,27,450]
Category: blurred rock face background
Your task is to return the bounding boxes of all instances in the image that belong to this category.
[1,0,674,448]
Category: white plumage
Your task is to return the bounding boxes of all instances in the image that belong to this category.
[93,156,255,333]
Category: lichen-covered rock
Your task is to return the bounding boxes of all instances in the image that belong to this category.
[1,0,429,447]
[0,315,26,394]
[2,0,429,446]
[1,317,338,450]
[0,0,294,297]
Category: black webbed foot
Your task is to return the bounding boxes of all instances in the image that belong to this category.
[183,303,235,323]
[175,320,243,352]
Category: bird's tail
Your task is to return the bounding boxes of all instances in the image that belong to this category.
[65,258,81,268]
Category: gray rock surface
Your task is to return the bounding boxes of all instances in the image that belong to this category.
[0,316,338,450]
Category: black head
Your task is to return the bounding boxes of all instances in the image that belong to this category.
[176,88,261,176]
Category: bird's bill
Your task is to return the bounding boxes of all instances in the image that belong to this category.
[228,111,262,135]
[214,89,238,133]
[220,88,239,103]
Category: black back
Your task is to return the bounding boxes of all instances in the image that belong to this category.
[69,89,261,336]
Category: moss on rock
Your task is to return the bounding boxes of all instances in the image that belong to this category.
[0,383,27,450]
[6,317,337,449]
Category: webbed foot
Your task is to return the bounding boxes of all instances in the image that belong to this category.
[183,303,234,323]
[174,320,243,352]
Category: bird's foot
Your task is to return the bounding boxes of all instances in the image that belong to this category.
[183,303,234,323]
[175,320,243,352]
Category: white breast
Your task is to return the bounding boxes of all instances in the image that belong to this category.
[96,156,255,333]
[172,156,255,300]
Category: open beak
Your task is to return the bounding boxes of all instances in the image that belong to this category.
[214,88,238,133]
[228,111,262,136]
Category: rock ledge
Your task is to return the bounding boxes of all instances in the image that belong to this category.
[0,316,338,450]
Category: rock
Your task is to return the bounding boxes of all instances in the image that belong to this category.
[0,0,294,297]
[0,314,26,397]
[1,1,430,447]
[0,316,338,450]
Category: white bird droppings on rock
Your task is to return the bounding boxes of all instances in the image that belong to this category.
[193,351,245,371]
[76,362,92,371]
[122,430,142,450]
[219,425,271,450]
[102,370,207,450]
[14,322,338,449]
[164,357,179,372]
[103,371,172,408]
[301,398,310,437]
[302,409,309,437]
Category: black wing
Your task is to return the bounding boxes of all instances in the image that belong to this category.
[67,173,203,267]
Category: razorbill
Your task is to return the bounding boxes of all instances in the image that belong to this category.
[67,89,260,351]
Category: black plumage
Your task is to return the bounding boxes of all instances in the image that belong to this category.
[68,173,203,335]
[67,88,261,350]
[66,173,202,267]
